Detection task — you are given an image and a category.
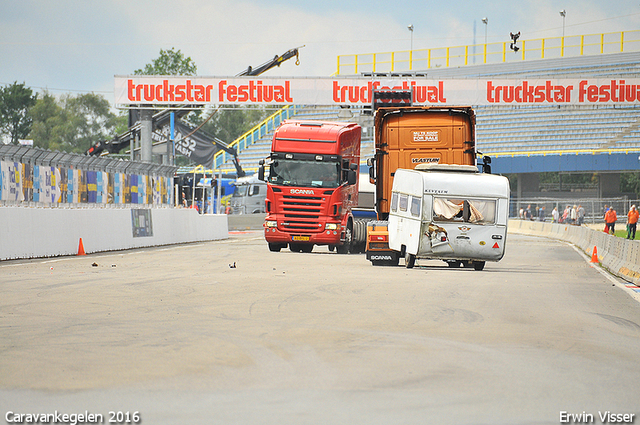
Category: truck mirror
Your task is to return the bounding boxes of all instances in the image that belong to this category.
[368,166,375,184]
[258,165,265,181]
[348,170,357,186]
[482,155,492,174]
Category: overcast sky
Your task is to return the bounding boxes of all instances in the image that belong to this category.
[1,0,639,106]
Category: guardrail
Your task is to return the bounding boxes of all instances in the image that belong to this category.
[509,219,640,286]
[336,30,640,75]
[0,145,176,208]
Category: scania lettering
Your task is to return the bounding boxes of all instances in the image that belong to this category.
[364,104,483,266]
[259,120,360,253]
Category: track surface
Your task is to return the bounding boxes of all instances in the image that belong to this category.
[1,233,639,424]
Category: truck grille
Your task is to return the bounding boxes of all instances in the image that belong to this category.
[281,194,323,232]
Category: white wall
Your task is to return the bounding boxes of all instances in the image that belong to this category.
[0,207,228,260]
[509,219,640,286]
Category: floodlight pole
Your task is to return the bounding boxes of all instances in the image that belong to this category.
[482,17,488,46]
[560,10,566,56]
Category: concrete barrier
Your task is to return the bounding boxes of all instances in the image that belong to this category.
[0,207,228,260]
[509,219,640,286]
[227,213,266,231]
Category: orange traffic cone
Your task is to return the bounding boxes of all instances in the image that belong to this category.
[77,238,86,256]
[590,246,598,263]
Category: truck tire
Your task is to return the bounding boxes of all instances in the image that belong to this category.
[447,260,462,268]
[289,243,303,253]
[473,261,485,271]
[300,244,314,253]
[337,222,353,254]
[405,253,416,269]
[351,219,367,253]
[268,243,284,252]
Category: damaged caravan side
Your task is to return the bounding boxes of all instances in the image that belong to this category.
[388,164,510,270]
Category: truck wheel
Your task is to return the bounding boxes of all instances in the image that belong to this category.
[473,261,485,271]
[289,243,302,253]
[300,244,313,253]
[352,220,367,253]
[337,222,353,254]
[447,260,461,268]
[405,253,416,269]
[268,243,283,252]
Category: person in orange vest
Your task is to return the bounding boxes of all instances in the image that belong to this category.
[627,205,638,240]
[605,207,617,235]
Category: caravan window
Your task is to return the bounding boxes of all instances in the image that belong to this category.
[399,194,408,212]
[391,192,398,212]
[410,196,421,217]
[432,197,496,224]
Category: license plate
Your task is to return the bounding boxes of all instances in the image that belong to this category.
[292,235,310,241]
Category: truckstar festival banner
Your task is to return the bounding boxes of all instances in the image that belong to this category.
[115,76,640,106]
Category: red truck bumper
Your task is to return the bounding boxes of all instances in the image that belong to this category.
[264,227,343,246]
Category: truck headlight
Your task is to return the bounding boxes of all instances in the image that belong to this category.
[265,221,277,228]
[325,223,339,230]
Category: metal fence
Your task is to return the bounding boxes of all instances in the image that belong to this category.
[510,197,640,225]
[336,30,640,74]
[0,145,177,208]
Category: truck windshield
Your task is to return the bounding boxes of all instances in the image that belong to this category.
[269,160,340,188]
[233,185,248,197]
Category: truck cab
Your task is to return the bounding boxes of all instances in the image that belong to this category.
[259,120,360,253]
[389,164,510,270]
[229,175,267,214]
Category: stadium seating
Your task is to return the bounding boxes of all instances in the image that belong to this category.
[221,51,640,175]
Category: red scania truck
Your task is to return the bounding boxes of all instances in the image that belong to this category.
[258,120,361,253]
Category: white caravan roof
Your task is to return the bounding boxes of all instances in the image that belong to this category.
[393,168,510,199]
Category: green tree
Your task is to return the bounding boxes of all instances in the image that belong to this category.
[0,82,37,144]
[621,172,640,198]
[134,48,197,76]
[28,92,122,153]
[194,106,269,144]
[28,92,65,150]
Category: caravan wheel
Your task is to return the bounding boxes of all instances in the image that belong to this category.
[405,253,416,269]
[473,261,486,271]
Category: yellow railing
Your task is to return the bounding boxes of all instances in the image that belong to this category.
[336,30,640,75]
[486,147,640,158]
[213,105,296,170]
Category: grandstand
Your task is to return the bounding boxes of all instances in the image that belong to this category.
[217,42,640,200]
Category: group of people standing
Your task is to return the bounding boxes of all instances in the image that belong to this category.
[603,204,638,240]
[550,204,585,226]
[535,203,638,240]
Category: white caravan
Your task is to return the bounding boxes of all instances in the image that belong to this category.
[388,164,510,270]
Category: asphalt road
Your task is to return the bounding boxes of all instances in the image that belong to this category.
[1,232,639,425]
